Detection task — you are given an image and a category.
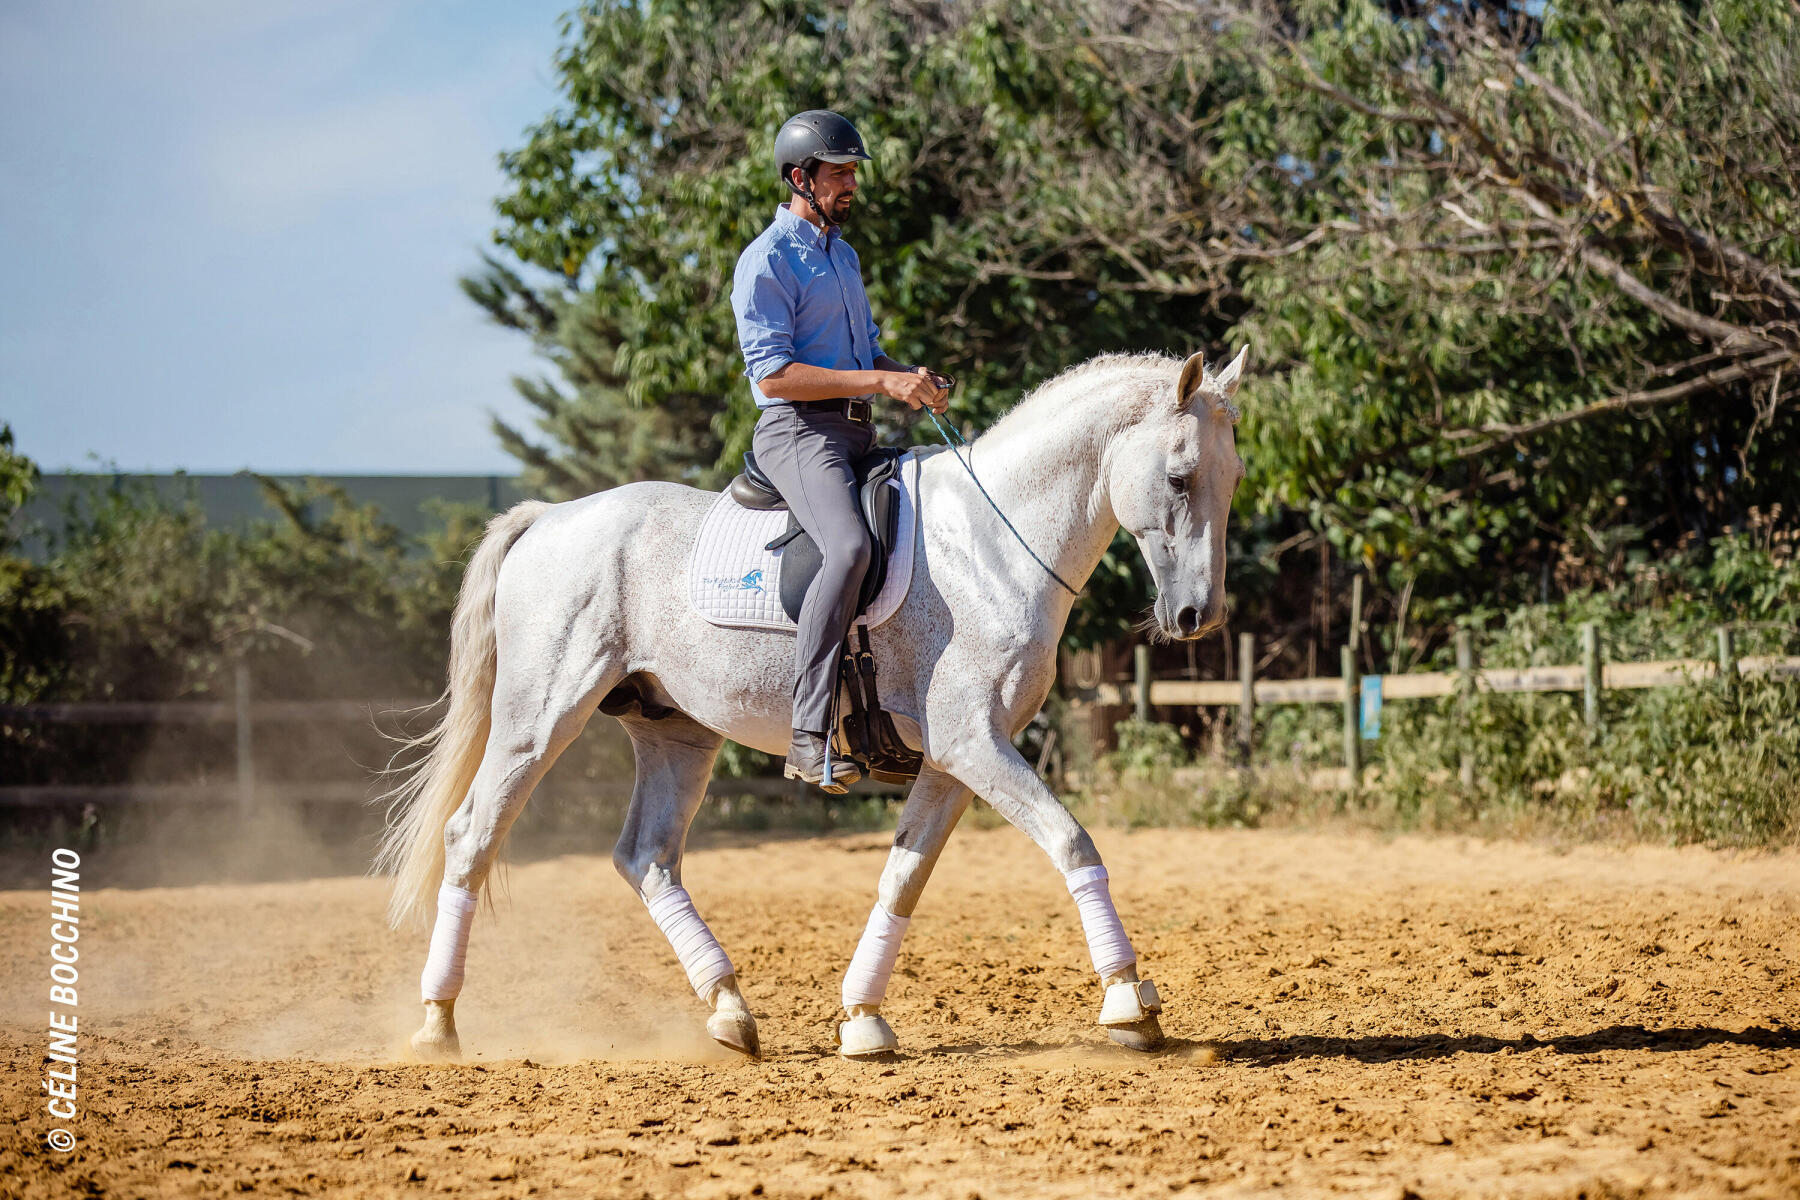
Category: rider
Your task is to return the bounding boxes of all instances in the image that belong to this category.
[731,109,950,792]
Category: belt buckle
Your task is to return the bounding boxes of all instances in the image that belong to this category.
[846,398,873,424]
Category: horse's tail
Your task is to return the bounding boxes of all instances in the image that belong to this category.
[374,499,551,930]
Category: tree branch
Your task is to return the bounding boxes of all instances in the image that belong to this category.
[1576,242,1782,352]
[1450,350,1798,459]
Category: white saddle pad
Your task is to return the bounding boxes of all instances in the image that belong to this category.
[687,451,919,632]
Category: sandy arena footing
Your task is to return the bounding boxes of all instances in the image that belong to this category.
[3,826,1796,1198]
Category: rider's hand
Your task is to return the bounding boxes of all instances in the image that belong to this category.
[882,367,948,414]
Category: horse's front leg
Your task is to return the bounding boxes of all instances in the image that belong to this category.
[937,729,1164,1051]
[838,768,972,1059]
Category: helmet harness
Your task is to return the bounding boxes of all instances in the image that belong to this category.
[786,161,840,230]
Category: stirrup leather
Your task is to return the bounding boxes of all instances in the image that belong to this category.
[839,624,922,784]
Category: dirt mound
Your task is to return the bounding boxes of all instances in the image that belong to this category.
[3,827,1796,1197]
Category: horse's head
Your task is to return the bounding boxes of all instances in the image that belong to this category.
[1106,346,1247,640]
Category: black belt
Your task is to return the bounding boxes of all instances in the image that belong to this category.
[792,397,873,424]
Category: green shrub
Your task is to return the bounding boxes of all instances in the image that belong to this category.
[1364,521,1800,845]
[1074,521,1800,848]
[1104,718,1189,781]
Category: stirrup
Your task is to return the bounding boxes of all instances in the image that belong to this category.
[783,729,859,793]
[784,757,856,794]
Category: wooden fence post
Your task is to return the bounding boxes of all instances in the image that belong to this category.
[234,658,255,816]
[1717,627,1737,692]
[1133,644,1150,723]
[1581,623,1601,727]
[1238,632,1256,763]
[1454,630,1475,789]
[1341,645,1361,789]
[1349,574,1364,653]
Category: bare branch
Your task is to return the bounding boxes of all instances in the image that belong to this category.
[1506,59,1623,148]
[1451,350,1798,459]
[1577,242,1782,352]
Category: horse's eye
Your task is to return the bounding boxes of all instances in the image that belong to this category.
[1168,475,1188,494]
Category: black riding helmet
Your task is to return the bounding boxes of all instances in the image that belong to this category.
[774,110,872,227]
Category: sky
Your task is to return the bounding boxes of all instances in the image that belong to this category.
[1,0,574,474]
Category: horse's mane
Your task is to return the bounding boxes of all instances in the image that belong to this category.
[978,351,1181,444]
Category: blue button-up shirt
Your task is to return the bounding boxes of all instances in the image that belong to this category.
[731,206,884,408]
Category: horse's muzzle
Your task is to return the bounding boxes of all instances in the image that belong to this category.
[1167,599,1225,641]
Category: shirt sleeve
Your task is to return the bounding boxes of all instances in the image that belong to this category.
[867,307,884,363]
[731,248,795,383]
[848,242,885,363]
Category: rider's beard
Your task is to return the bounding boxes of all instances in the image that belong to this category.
[829,193,853,223]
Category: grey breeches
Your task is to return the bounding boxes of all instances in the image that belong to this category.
[750,403,877,734]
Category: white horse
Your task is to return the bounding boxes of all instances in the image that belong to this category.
[378,346,1248,1061]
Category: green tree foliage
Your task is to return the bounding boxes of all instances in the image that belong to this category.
[462,255,728,497]
[474,0,1798,662]
[0,449,500,790]
[9,468,483,705]
[0,425,35,525]
[1229,0,1800,641]
[0,425,67,704]
[1365,517,1799,846]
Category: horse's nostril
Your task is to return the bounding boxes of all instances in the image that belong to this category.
[1176,606,1200,636]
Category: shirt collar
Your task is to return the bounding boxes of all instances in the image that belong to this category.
[772,204,837,249]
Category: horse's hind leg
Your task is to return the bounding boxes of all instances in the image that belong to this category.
[411,652,618,1062]
[610,712,758,1056]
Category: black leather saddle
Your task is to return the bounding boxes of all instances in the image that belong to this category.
[728,447,907,624]
[726,446,922,783]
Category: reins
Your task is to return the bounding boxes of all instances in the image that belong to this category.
[922,404,1082,599]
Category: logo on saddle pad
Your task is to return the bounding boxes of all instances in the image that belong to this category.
[703,568,766,595]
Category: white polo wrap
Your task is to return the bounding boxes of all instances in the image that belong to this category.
[1064,864,1137,978]
[420,882,479,1001]
[841,902,911,1008]
[646,886,735,1000]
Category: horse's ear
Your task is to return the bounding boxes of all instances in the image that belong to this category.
[1175,351,1208,409]
[1213,344,1250,401]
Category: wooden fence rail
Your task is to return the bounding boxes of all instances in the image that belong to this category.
[1078,622,1799,787]
[9,628,1796,805]
[1087,654,1800,708]
[0,775,901,809]
[0,700,434,724]
[0,684,906,808]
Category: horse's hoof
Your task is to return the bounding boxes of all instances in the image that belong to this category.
[707,1009,761,1058]
[1105,1015,1165,1052]
[410,1026,461,1063]
[838,1014,899,1060]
